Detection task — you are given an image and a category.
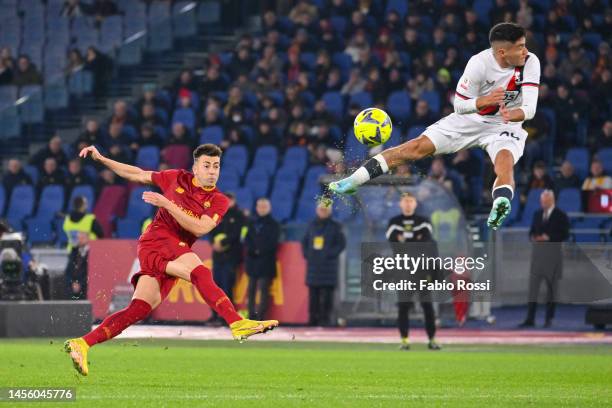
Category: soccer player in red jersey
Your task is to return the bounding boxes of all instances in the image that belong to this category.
[64,143,278,376]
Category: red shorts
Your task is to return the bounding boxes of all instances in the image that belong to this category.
[131,233,194,299]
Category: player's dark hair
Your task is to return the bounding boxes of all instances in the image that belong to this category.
[193,143,222,160]
[488,23,526,45]
[400,192,416,200]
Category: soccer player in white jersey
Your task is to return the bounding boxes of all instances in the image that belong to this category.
[330,23,540,230]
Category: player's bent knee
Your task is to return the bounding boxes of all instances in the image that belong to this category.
[132,276,162,309]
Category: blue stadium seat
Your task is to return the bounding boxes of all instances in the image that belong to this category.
[0,185,5,217]
[386,128,402,148]
[68,70,94,97]
[349,91,373,109]
[123,187,153,221]
[344,129,369,164]
[596,148,612,175]
[18,85,44,124]
[172,1,197,38]
[294,197,316,223]
[270,189,295,223]
[557,188,582,213]
[200,125,224,145]
[116,219,144,239]
[23,165,39,185]
[25,218,55,245]
[329,16,348,34]
[244,167,270,198]
[148,20,173,52]
[304,165,328,188]
[172,108,196,131]
[385,0,408,18]
[217,168,241,193]
[252,146,278,176]
[565,148,589,180]
[420,91,441,114]
[516,188,544,227]
[44,83,69,110]
[6,185,35,230]
[406,126,426,141]
[68,185,95,212]
[333,196,358,222]
[387,91,412,121]
[136,146,160,170]
[235,187,254,212]
[572,217,607,243]
[283,146,308,176]
[272,173,300,196]
[300,52,316,70]
[332,52,353,73]
[100,15,124,52]
[223,145,249,177]
[322,91,344,119]
[0,106,21,140]
[34,185,64,221]
[0,86,18,108]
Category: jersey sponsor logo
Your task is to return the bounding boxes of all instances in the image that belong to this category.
[175,187,185,194]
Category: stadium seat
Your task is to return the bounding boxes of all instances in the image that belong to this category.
[23,165,39,185]
[516,188,544,227]
[235,187,254,212]
[270,189,295,223]
[162,145,191,169]
[294,197,317,223]
[244,167,270,198]
[272,173,300,196]
[116,219,144,239]
[565,148,590,180]
[344,129,369,165]
[6,185,35,230]
[223,145,249,177]
[0,106,21,140]
[334,196,359,223]
[172,108,196,131]
[349,91,373,109]
[217,168,241,192]
[420,91,441,114]
[387,91,412,121]
[100,15,124,52]
[572,217,606,243]
[94,185,128,237]
[68,185,95,212]
[252,146,278,176]
[329,16,348,34]
[122,187,153,221]
[322,91,344,119]
[44,83,69,110]
[200,125,224,145]
[0,86,18,108]
[557,188,582,213]
[68,70,94,97]
[0,185,5,217]
[385,0,408,18]
[136,146,160,170]
[34,185,64,221]
[386,128,402,148]
[282,146,308,176]
[18,85,44,124]
[331,52,353,73]
[25,218,55,245]
[172,1,197,38]
[304,165,328,188]
[406,126,426,141]
[596,148,612,175]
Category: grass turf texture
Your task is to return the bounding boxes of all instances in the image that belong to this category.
[1,339,611,407]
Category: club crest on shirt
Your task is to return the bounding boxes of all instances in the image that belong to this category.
[175,187,185,194]
[203,201,211,209]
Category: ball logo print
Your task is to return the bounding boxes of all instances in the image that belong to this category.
[353,108,392,147]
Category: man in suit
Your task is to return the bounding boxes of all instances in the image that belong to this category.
[244,198,280,320]
[519,190,570,328]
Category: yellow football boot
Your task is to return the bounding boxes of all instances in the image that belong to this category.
[230,319,279,341]
[64,337,90,376]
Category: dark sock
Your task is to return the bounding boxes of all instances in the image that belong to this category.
[492,185,513,200]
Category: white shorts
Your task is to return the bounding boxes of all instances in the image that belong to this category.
[423,113,528,164]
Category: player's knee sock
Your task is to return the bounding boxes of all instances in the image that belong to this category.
[82,299,152,346]
[348,154,389,185]
[190,265,242,325]
[492,184,513,201]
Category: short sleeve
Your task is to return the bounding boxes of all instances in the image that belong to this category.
[204,193,230,225]
[455,55,485,99]
[151,169,181,191]
[522,54,541,87]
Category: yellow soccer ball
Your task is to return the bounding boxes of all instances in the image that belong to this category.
[353,108,392,147]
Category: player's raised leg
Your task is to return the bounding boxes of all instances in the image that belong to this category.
[329,135,436,194]
[488,149,515,230]
[64,276,160,375]
[165,252,279,340]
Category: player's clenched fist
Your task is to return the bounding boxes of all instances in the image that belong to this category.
[142,191,170,208]
[79,145,104,161]
[486,87,505,106]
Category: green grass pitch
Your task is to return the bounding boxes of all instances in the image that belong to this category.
[1,339,611,407]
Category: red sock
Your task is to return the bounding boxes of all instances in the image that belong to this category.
[83,299,152,346]
[190,265,242,325]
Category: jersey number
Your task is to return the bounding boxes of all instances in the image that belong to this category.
[500,131,519,141]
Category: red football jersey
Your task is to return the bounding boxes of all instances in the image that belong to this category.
[140,169,229,247]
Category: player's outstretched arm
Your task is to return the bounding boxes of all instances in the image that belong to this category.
[142,192,217,237]
[79,145,154,185]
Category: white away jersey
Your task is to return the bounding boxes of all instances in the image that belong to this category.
[454,49,540,123]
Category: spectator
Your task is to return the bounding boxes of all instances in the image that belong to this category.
[428,157,464,200]
[0,47,15,69]
[30,136,68,170]
[95,168,120,195]
[520,190,570,328]
[90,0,119,21]
[131,124,164,152]
[65,159,91,196]
[12,55,42,86]
[75,119,102,151]
[407,100,436,129]
[525,161,555,196]
[60,0,90,18]
[340,68,366,95]
[84,47,112,95]
[288,0,318,25]
[167,122,192,148]
[109,100,134,128]
[103,122,130,152]
[65,49,85,75]
[582,160,612,190]
[593,121,612,151]
[0,56,13,85]
[554,161,581,191]
[37,158,65,194]
[559,46,593,82]
[65,232,90,300]
[244,198,280,320]
[137,102,163,129]
[210,193,246,325]
[2,159,33,200]
[63,196,104,252]
[229,47,255,79]
[301,199,346,326]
